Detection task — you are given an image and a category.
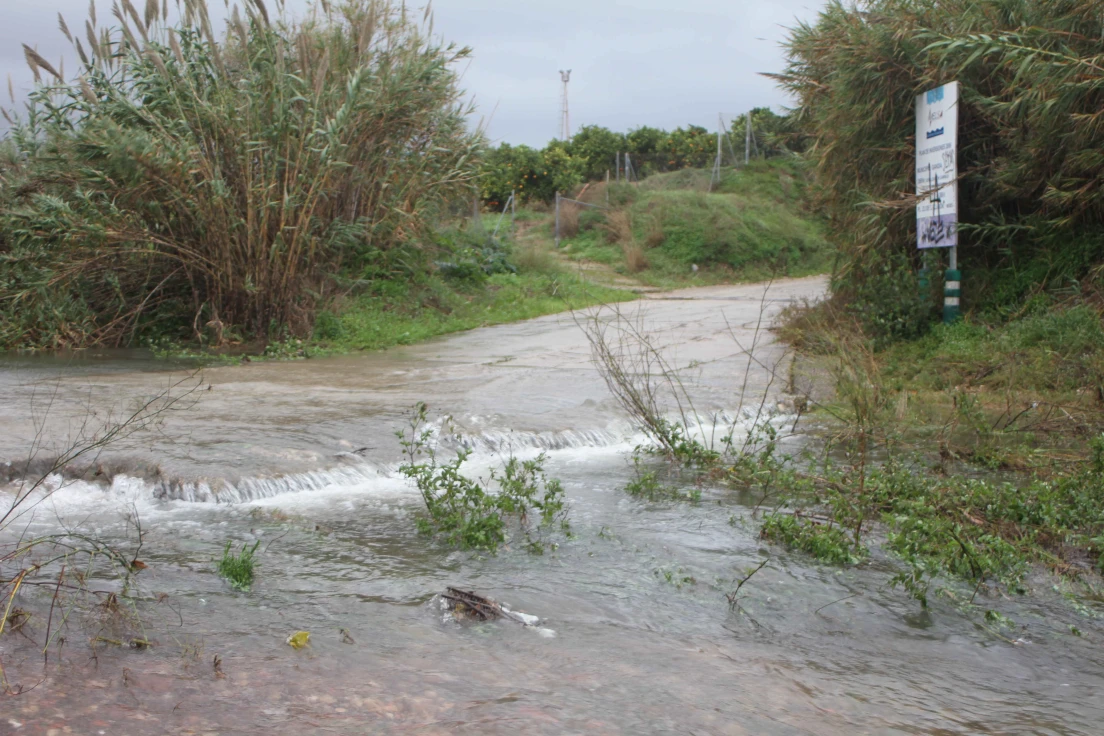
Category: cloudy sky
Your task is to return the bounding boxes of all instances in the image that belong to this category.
[2,0,826,147]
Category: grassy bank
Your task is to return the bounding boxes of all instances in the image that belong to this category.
[556,159,830,288]
[713,0,1104,613]
[0,0,483,352]
[584,291,1104,615]
[312,270,634,354]
[144,228,637,362]
[761,299,1104,610]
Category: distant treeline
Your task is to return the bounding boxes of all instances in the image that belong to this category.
[780,0,1104,339]
[480,109,804,207]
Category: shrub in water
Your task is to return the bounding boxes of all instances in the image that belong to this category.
[218,541,260,592]
[397,404,570,553]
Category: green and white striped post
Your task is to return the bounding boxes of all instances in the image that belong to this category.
[943,247,961,324]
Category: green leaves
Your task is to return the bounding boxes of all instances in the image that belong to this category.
[761,514,867,567]
[781,0,1104,334]
[1,0,482,348]
[217,540,261,592]
[397,404,570,554]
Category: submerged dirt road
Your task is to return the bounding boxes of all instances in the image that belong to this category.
[0,276,826,491]
[5,274,1102,736]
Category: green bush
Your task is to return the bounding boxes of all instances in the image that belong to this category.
[761,514,866,566]
[397,404,570,553]
[217,541,261,592]
[1,0,480,348]
[432,226,516,285]
[780,0,1104,336]
[480,141,584,206]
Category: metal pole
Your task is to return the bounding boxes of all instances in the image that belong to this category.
[723,117,739,164]
[944,246,961,323]
[511,189,516,235]
[606,170,610,205]
[616,152,621,184]
[559,70,572,142]
[745,110,751,165]
[492,193,512,238]
[555,191,561,248]
[712,117,722,191]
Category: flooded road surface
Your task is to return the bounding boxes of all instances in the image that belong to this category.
[3,276,1103,735]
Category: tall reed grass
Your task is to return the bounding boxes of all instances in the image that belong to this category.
[1,0,481,347]
[776,0,1104,337]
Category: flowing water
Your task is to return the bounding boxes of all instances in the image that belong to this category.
[2,277,1103,735]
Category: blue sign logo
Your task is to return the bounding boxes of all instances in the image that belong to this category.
[927,86,945,104]
[926,127,945,139]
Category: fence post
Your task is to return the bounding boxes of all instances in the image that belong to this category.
[606,170,610,205]
[554,191,561,248]
[745,110,752,165]
[492,192,513,238]
[511,189,516,235]
[616,153,621,184]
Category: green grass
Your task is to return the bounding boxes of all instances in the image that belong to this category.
[559,159,831,286]
[217,541,260,592]
[315,270,634,353]
[880,305,1104,395]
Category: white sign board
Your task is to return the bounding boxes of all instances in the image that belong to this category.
[916,82,959,249]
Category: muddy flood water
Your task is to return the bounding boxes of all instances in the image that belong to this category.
[2,276,1103,735]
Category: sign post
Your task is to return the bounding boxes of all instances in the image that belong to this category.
[916,81,961,323]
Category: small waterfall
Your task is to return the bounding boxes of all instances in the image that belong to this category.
[152,463,394,504]
[444,427,628,454]
[3,408,796,508]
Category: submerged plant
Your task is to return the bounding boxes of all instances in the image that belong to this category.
[217,541,261,592]
[397,404,570,554]
[624,460,702,503]
[760,513,867,567]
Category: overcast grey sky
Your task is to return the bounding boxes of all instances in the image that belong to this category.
[2,0,826,147]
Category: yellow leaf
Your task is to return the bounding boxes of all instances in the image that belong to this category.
[286,631,310,649]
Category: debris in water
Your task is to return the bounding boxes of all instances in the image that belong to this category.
[286,631,310,649]
[442,587,502,621]
[441,588,551,634]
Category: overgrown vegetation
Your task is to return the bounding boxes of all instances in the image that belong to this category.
[1,0,480,350]
[397,403,570,554]
[777,0,1104,341]
[588,293,1104,613]
[763,297,1104,608]
[690,0,1104,613]
[217,540,261,592]
[559,159,830,286]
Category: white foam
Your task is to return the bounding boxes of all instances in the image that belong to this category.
[1,408,793,519]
